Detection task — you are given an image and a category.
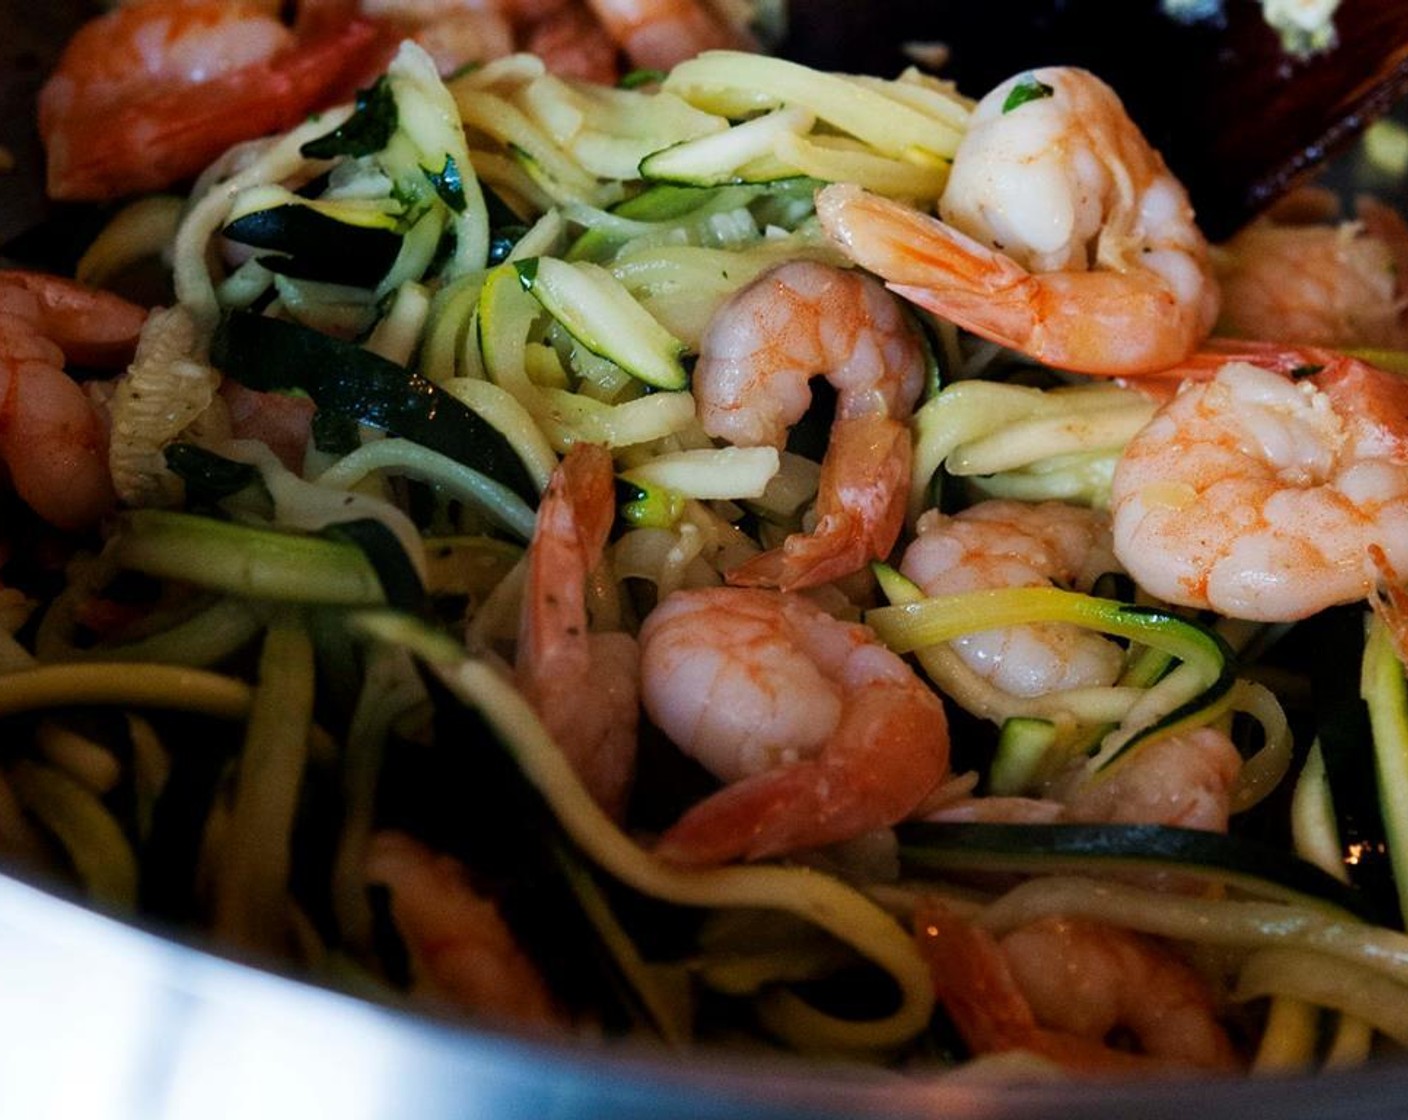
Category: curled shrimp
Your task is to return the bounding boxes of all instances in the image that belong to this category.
[365,830,563,1025]
[0,271,147,529]
[693,260,927,590]
[639,585,950,865]
[1110,352,1408,622]
[816,67,1219,376]
[899,500,1124,697]
[39,0,383,200]
[516,443,639,819]
[914,900,1239,1074]
[1215,192,1408,350]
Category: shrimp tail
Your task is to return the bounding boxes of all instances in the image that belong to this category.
[727,415,911,590]
[818,183,1043,348]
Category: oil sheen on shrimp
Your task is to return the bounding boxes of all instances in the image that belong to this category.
[816,67,1219,376]
[0,271,148,529]
[899,500,1123,696]
[1110,353,1408,621]
[640,585,950,865]
[516,443,639,819]
[914,900,1239,1073]
[692,260,927,590]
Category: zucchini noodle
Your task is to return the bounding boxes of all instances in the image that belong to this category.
[9,761,138,909]
[0,663,253,722]
[979,875,1403,965]
[13,26,1408,1085]
[313,438,538,541]
[213,613,316,954]
[1236,949,1408,1047]
[353,611,935,1053]
[867,585,1239,763]
[174,107,356,322]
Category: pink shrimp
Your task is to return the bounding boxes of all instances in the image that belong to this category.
[522,1,623,84]
[39,0,385,201]
[365,830,563,1025]
[816,68,1219,376]
[0,271,147,529]
[899,500,1124,697]
[583,0,753,71]
[1110,350,1408,622]
[933,727,1244,835]
[692,260,927,591]
[639,586,949,865]
[515,443,639,819]
[915,900,1240,1074]
[1216,192,1408,350]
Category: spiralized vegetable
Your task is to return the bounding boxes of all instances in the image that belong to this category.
[6,29,1408,1083]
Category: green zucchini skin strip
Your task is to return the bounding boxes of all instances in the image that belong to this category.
[897,822,1377,923]
[222,206,402,288]
[1362,615,1408,926]
[211,310,538,503]
[108,510,387,606]
[867,583,1235,768]
[867,587,1229,669]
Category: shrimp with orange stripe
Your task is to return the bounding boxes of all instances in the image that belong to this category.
[816,66,1219,377]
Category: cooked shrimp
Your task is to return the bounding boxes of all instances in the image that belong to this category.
[693,260,927,590]
[1216,193,1408,349]
[816,67,1219,376]
[640,586,949,865]
[0,271,147,529]
[899,500,1124,697]
[915,900,1239,1073]
[39,0,382,200]
[584,0,752,70]
[364,2,516,74]
[930,726,1243,834]
[365,830,563,1025]
[1110,353,1408,621]
[1055,727,1243,833]
[522,1,622,83]
[516,443,639,819]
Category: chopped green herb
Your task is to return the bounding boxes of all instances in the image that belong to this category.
[301,77,398,160]
[425,154,467,213]
[1002,74,1055,114]
[515,256,540,289]
[618,68,667,90]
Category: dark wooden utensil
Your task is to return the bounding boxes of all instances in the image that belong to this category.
[780,0,1408,239]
